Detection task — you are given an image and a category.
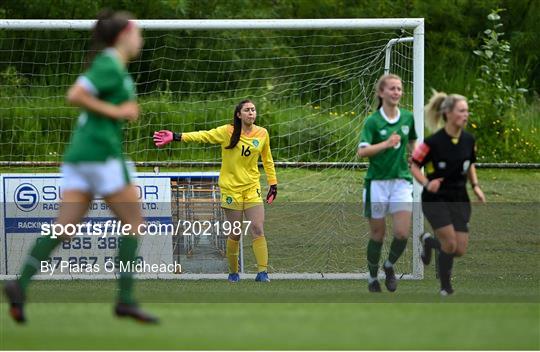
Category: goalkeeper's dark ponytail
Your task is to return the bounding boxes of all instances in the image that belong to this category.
[226,99,253,149]
[86,9,134,67]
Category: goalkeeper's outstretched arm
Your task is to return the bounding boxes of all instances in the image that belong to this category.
[153,126,228,147]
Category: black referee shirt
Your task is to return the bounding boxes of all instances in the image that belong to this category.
[412,128,476,190]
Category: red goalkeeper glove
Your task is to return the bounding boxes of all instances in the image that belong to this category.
[266,184,277,204]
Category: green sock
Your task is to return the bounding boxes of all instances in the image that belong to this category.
[118,236,138,305]
[367,239,383,278]
[388,237,408,265]
[19,236,61,292]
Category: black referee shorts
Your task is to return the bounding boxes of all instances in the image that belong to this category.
[421,189,471,232]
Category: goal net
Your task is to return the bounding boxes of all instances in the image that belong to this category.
[0,19,424,279]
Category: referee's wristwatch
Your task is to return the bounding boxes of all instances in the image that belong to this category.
[471,182,480,189]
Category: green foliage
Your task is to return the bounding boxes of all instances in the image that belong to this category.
[1,0,539,93]
[470,9,539,162]
[0,66,28,97]
[1,1,539,162]
[0,91,363,163]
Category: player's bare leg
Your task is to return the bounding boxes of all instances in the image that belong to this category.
[454,232,469,257]
[4,190,91,324]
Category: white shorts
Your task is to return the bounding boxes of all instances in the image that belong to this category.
[363,179,413,219]
[61,158,135,197]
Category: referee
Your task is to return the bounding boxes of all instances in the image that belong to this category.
[411,92,486,295]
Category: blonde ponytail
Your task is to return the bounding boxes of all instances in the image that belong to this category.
[425,91,447,132]
[425,91,468,132]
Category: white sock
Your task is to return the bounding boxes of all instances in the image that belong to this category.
[368,276,377,283]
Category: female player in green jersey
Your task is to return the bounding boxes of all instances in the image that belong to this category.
[357,74,417,292]
[154,100,277,282]
[4,10,157,323]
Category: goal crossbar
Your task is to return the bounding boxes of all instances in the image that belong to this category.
[0,18,424,31]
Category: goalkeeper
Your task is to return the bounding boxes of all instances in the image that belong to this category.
[154,99,277,282]
[4,10,157,324]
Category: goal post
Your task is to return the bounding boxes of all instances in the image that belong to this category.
[0,18,425,280]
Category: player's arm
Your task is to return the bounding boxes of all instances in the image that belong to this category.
[407,139,417,164]
[153,126,226,148]
[467,139,485,203]
[410,142,443,193]
[467,164,486,203]
[407,118,418,158]
[357,137,398,158]
[356,118,400,158]
[67,81,138,122]
[467,163,480,187]
[261,130,278,204]
[410,161,427,187]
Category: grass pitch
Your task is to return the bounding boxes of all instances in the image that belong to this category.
[1,301,538,350]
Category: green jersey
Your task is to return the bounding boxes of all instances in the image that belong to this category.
[359,108,417,181]
[63,49,136,163]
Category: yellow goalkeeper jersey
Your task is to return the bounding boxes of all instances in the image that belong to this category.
[182,124,277,191]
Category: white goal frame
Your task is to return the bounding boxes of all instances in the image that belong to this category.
[0,18,425,280]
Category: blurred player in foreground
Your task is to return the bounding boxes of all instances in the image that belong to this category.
[4,10,158,324]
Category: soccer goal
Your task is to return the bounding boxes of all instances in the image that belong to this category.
[0,19,424,280]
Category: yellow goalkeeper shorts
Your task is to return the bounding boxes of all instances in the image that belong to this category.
[220,184,263,210]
